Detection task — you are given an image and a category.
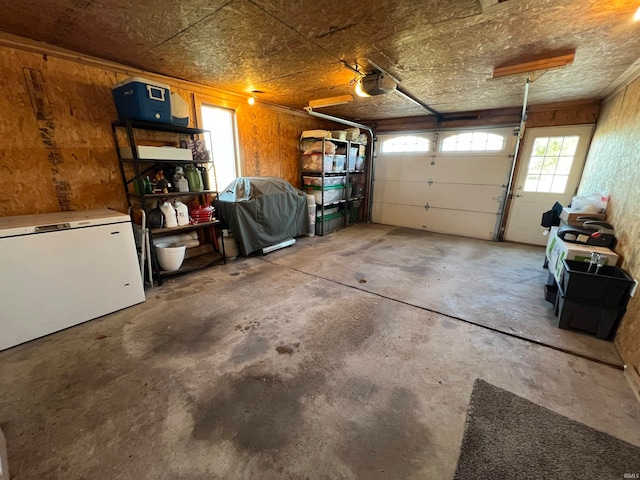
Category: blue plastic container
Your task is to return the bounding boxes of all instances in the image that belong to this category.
[112,76,172,124]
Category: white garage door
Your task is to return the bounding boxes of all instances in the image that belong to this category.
[371,127,517,240]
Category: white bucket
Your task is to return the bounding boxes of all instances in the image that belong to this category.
[222,230,239,259]
[155,243,186,271]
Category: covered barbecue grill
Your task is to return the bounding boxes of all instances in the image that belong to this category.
[214,177,309,256]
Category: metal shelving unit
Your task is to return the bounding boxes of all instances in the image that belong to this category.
[300,136,368,235]
[112,120,226,285]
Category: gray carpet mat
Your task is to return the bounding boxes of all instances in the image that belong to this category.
[454,379,640,480]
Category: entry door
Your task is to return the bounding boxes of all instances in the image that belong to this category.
[372,128,516,240]
[505,125,594,245]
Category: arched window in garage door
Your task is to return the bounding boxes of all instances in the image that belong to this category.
[440,131,506,152]
[381,135,430,154]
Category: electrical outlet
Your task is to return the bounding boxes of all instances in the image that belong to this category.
[630,279,638,297]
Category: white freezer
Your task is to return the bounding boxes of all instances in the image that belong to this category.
[0,209,145,350]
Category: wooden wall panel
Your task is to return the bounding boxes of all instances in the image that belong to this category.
[236,105,336,187]
[526,100,600,128]
[276,114,337,189]
[237,104,282,179]
[371,100,600,134]
[0,51,57,215]
[579,76,640,373]
[0,47,125,216]
[0,44,335,219]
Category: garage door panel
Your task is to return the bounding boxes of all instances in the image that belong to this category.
[426,156,512,185]
[372,180,429,205]
[374,154,431,182]
[372,203,497,240]
[373,182,505,214]
[373,128,516,240]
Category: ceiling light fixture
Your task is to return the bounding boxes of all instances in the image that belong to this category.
[308,95,354,109]
[634,6,640,21]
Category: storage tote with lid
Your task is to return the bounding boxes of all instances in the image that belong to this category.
[315,212,344,235]
[112,76,172,124]
[303,184,345,205]
[303,175,345,187]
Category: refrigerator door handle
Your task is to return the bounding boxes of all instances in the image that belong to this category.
[35,223,70,232]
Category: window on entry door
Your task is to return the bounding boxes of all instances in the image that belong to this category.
[200,105,239,192]
[523,135,579,193]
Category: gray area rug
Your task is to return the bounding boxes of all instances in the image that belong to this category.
[454,379,640,480]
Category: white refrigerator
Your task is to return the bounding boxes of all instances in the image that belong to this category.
[0,209,145,350]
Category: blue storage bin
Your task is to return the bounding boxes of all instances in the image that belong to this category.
[112,76,172,124]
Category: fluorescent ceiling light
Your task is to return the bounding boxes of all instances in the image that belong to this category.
[308,95,353,109]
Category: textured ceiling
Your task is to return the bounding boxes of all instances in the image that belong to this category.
[1,0,639,120]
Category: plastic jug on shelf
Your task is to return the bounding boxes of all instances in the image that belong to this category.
[197,166,210,191]
[148,201,164,229]
[173,166,189,193]
[160,200,178,228]
[172,199,190,226]
[184,164,203,192]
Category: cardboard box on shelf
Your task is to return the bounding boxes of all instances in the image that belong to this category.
[545,226,618,283]
[559,207,606,227]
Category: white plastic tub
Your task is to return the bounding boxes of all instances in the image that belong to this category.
[303,175,345,186]
[333,154,346,171]
[155,243,186,271]
[303,185,345,205]
[301,153,334,172]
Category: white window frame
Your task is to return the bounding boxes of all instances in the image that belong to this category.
[200,103,241,192]
[438,129,510,155]
[522,134,580,194]
[379,134,432,155]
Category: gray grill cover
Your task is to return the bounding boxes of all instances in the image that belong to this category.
[215,177,309,255]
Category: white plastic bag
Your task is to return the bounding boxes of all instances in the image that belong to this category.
[571,192,608,213]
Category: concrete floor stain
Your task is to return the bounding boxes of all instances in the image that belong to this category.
[190,370,324,453]
[338,387,434,478]
[276,345,294,355]
[151,313,224,355]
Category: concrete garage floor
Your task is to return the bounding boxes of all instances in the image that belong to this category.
[269,224,622,367]
[0,224,638,479]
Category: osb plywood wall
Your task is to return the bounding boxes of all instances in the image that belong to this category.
[0,45,335,217]
[370,100,600,133]
[579,76,640,371]
[235,103,336,187]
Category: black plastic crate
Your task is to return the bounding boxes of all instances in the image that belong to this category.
[546,272,555,286]
[556,284,625,340]
[544,284,557,304]
[561,259,633,307]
